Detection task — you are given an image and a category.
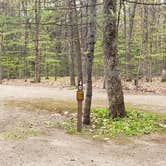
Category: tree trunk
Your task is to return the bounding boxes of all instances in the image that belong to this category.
[162,57,166,81]
[44,46,49,80]
[72,0,83,82]
[34,0,41,83]
[22,1,29,81]
[161,2,166,82]
[0,23,4,84]
[68,0,83,131]
[103,0,126,118]
[148,6,157,82]
[73,0,83,132]
[68,3,76,86]
[80,0,89,83]
[0,54,2,84]
[125,1,137,81]
[68,40,75,85]
[83,0,96,125]
[142,6,150,82]
[45,62,49,80]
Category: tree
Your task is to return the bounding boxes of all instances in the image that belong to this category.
[161,1,166,82]
[22,0,29,81]
[68,0,83,131]
[83,0,96,125]
[80,0,89,83]
[125,1,137,81]
[142,5,151,82]
[34,0,41,83]
[103,0,126,118]
[0,32,3,84]
[68,0,76,86]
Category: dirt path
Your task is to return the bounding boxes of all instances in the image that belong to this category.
[0,85,166,114]
[0,85,166,166]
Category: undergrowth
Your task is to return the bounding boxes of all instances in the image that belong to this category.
[4,99,166,138]
[57,109,166,138]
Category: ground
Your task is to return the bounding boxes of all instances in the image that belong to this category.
[0,84,166,166]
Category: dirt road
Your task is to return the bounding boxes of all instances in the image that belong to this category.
[0,85,166,166]
[0,85,166,114]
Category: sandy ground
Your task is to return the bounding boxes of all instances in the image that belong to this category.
[0,85,166,166]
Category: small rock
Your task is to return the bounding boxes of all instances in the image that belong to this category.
[159,124,166,128]
[64,111,69,115]
[104,138,110,141]
[93,135,99,139]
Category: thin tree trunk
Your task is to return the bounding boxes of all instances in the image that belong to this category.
[80,0,89,83]
[68,0,83,131]
[68,40,75,85]
[73,0,83,132]
[22,1,29,81]
[142,6,150,82]
[18,3,22,79]
[123,1,127,76]
[103,0,126,118]
[34,0,41,83]
[0,43,2,84]
[148,6,156,82]
[0,22,4,84]
[54,64,57,81]
[161,2,166,82]
[45,62,49,80]
[68,3,76,86]
[83,0,96,125]
[162,57,166,81]
[44,46,49,80]
[72,0,83,82]
[125,1,137,81]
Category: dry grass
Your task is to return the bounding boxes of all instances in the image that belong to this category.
[5,99,77,114]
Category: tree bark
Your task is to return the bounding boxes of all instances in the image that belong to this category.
[0,22,4,84]
[0,43,2,84]
[161,2,166,82]
[161,57,166,81]
[68,0,83,131]
[80,0,89,83]
[68,40,76,85]
[72,0,83,82]
[103,0,126,118]
[142,6,150,82]
[34,0,41,83]
[83,0,96,125]
[68,2,76,86]
[125,1,137,81]
[22,1,29,81]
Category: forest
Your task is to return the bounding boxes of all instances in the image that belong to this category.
[0,0,166,165]
[0,0,165,82]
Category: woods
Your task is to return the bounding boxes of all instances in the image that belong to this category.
[0,1,166,165]
[0,0,166,120]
